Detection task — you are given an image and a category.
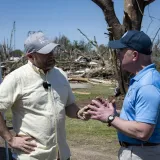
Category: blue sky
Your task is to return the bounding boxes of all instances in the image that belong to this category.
[0,0,160,50]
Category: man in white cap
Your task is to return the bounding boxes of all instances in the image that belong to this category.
[0,31,89,160]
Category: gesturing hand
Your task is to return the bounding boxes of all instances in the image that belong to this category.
[8,136,37,154]
[77,106,91,120]
[87,99,115,123]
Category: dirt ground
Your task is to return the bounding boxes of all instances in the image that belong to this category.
[69,140,119,160]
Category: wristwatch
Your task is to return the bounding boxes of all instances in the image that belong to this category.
[107,115,115,127]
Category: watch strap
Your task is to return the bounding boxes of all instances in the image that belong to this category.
[108,115,115,127]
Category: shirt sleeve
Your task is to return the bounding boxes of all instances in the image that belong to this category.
[57,67,75,106]
[0,72,21,112]
[135,85,160,124]
[66,84,75,106]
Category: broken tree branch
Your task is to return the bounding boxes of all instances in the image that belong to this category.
[92,0,125,39]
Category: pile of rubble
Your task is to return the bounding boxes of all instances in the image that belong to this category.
[1,49,116,86]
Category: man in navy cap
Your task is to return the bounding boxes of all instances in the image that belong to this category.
[87,30,160,160]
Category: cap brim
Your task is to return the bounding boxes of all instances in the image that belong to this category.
[37,43,60,54]
[108,40,127,49]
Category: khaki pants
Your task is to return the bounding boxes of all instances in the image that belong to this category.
[118,145,160,160]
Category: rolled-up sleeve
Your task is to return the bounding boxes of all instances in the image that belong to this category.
[0,73,21,112]
[58,68,75,106]
[66,84,75,106]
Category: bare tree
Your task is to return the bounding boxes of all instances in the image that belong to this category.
[92,0,155,94]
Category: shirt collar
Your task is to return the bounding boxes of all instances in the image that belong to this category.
[28,61,45,75]
[130,64,156,85]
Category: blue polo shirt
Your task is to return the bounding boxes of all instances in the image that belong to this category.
[118,64,160,144]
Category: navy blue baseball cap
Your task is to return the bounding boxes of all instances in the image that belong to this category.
[108,30,152,55]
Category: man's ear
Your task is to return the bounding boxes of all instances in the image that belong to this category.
[132,51,138,61]
[26,53,33,59]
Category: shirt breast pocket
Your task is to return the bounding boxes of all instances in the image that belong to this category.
[22,85,48,111]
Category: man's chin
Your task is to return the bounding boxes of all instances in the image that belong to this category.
[43,66,54,71]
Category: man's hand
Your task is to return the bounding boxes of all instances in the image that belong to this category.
[8,136,37,154]
[77,106,91,120]
[87,100,115,123]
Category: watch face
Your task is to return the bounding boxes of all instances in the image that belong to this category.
[109,115,114,121]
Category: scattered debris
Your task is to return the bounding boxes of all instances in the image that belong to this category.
[72,91,91,95]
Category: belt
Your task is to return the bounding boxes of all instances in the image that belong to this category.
[119,141,160,148]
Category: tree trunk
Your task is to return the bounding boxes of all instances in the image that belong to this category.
[92,0,125,39]
[123,0,145,30]
[92,0,151,95]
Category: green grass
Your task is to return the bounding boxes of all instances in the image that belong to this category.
[5,108,12,126]
[6,109,12,120]
[66,118,117,144]
[73,84,115,102]
[66,83,117,144]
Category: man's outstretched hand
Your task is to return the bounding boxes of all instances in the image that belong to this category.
[87,99,115,123]
[77,106,91,120]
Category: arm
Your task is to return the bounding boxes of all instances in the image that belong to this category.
[0,113,37,153]
[111,85,158,139]
[0,113,37,154]
[65,103,79,118]
[87,94,153,140]
[65,87,81,119]
[65,78,90,120]
[88,84,160,141]
[0,113,13,144]
[0,73,37,153]
[88,101,154,141]
[111,117,154,141]
[115,109,121,117]
[65,103,90,120]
